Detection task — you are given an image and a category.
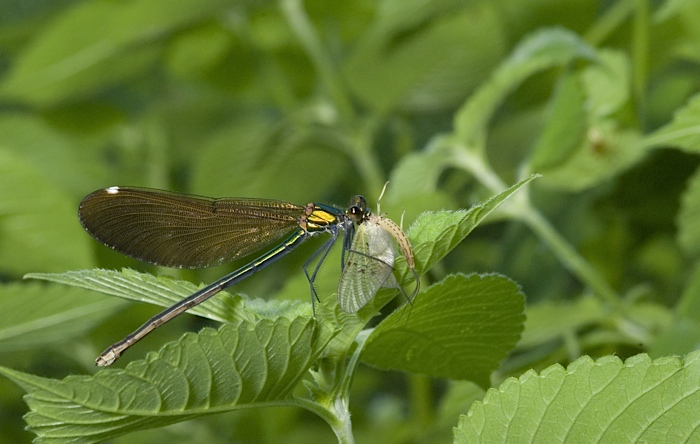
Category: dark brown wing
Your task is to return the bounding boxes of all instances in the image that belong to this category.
[78,186,305,268]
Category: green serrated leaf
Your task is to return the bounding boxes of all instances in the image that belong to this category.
[0,282,125,352]
[0,316,336,443]
[454,352,700,443]
[645,92,700,152]
[454,27,596,146]
[244,297,313,320]
[362,274,525,387]
[406,175,539,277]
[26,269,249,324]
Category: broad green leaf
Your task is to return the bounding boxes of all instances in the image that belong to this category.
[344,2,506,112]
[362,274,525,387]
[454,27,596,147]
[454,352,700,443]
[0,0,233,105]
[0,316,336,443]
[529,74,587,171]
[0,282,125,352]
[677,167,700,256]
[645,92,700,152]
[0,149,92,274]
[26,269,249,324]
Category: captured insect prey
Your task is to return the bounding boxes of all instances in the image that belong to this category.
[338,193,420,313]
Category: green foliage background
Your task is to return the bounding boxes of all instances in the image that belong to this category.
[1,0,700,442]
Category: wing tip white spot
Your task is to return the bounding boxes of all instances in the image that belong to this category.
[106,186,120,194]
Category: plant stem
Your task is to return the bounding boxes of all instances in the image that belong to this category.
[408,373,433,426]
[585,0,634,45]
[328,329,371,444]
[631,0,649,116]
[517,205,621,307]
[294,397,354,444]
[449,144,506,194]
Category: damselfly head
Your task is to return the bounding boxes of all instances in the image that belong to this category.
[347,195,369,223]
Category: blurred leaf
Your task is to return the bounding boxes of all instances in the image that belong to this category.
[386,136,456,210]
[0,114,106,194]
[26,268,249,324]
[344,2,506,112]
[0,316,336,443]
[582,49,630,118]
[677,167,700,256]
[622,301,674,347]
[537,120,646,191]
[0,282,124,352]
[676,259,700,321]
[650,318,700,358]
[646,92,700,153]
[517,297,605,349]
[190,115,347,202]
[454,27,596,146]
[165,22,232,80]
[0,149,92,274]
[436,381,484,428]
[362,274,525,387]
[455,352,700,443]
[530,74,587,171]
[0,0,234,105]
[42,100,126,135]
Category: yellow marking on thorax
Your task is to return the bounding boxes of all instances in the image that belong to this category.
[300,203,339,232]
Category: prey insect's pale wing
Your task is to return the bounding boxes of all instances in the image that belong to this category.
[338,219,398,313]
